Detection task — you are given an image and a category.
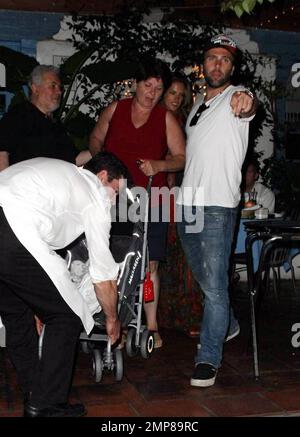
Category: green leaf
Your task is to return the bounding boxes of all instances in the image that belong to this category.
[234,4,245,17]
[242,0,257,14]
[221,0,234,12]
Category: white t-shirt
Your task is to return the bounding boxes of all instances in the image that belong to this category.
[0,158,119,333]
[178,85,254,208]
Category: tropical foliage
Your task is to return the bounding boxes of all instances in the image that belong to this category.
[62,10,217,122]
[221,0,277,17]
[61,7,270,151]
[0,7,271,153]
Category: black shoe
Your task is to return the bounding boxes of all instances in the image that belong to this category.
[190,363,217,387]
[24,402,87,417]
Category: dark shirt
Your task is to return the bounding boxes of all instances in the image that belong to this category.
[0,101,77,165]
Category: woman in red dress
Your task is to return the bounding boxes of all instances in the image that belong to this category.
[89,58,185,348]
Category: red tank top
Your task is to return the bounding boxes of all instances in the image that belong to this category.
[105,98,168,189]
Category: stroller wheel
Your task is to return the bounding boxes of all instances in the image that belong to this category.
[126,328,138,357]
[113,349,124,381]
[92,349,103,383]
[140,330,154,359]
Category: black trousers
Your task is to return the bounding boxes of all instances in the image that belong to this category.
[0,208,82,408]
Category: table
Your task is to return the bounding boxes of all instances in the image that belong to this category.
[244,219,300,379]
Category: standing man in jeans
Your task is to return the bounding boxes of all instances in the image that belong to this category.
[177,34,257,387]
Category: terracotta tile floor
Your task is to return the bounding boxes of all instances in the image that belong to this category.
[1,280,300,418]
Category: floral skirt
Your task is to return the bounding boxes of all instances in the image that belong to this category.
[158,222,203,336]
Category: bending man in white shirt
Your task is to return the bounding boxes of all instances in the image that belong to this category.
[0,152,127,417]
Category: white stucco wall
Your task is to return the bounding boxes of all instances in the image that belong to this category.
[36,38,76,66]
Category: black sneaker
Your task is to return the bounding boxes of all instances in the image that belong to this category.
[190,363,217,387]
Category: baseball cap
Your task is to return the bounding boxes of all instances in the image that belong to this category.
[204,34,238,57]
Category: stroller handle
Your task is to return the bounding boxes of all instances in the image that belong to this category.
[146,176,153,195]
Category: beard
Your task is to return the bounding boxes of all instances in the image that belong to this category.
[49,101,61,112]
[204,69,232,89]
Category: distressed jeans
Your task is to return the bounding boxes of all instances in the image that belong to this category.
[177,205,238,368]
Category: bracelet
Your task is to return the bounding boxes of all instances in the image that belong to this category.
[241,89,254,100]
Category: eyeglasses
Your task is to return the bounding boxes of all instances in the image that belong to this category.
[189,103,209,127]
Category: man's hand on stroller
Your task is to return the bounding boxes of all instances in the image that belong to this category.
[106,317,121,345]
[94,280,120,344]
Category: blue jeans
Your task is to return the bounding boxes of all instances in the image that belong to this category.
[177,205,238,368]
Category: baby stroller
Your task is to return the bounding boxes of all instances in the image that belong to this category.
[66,177,155,383]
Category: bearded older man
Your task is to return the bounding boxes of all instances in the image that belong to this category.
[0,65,90,170]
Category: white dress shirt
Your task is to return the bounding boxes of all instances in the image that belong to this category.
[0,158,119,333]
